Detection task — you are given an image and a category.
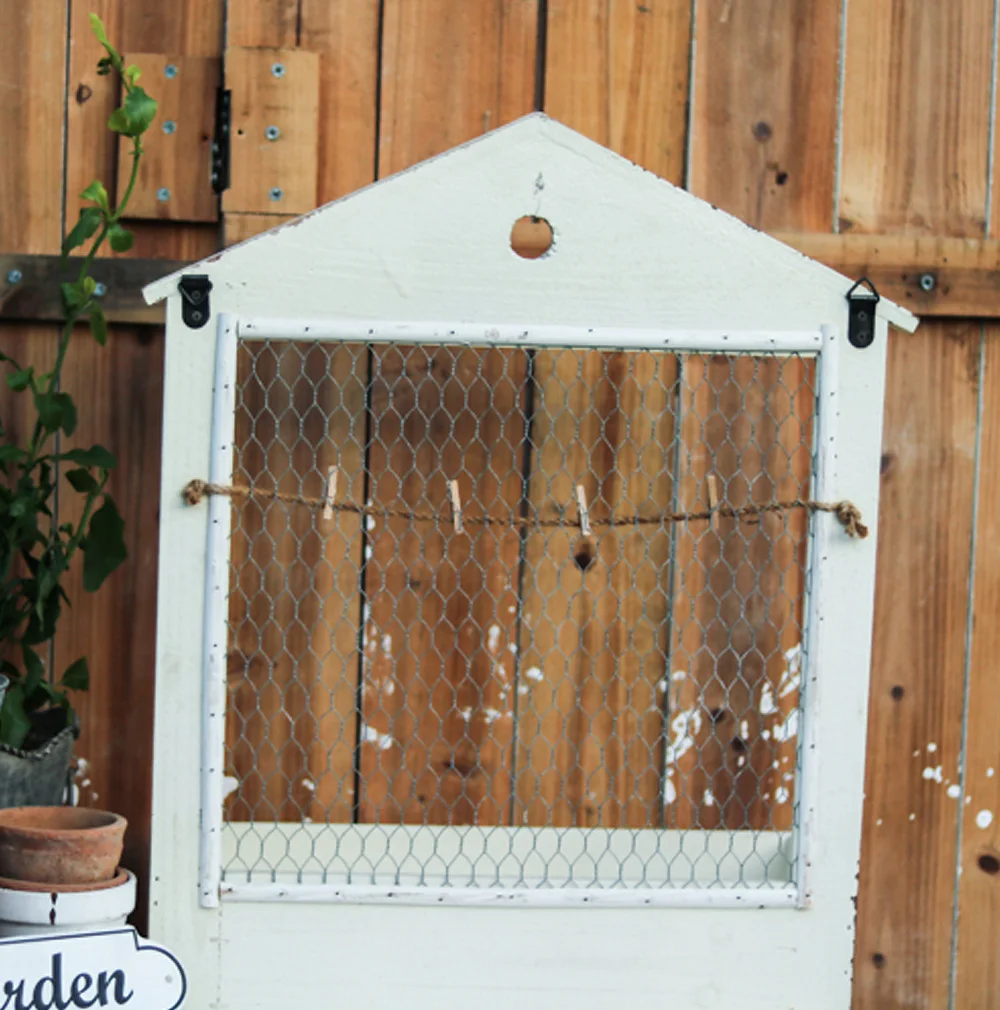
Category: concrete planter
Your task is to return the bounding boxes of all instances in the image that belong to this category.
[0,708,76,810]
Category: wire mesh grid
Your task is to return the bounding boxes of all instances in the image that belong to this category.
[220,339,818,892]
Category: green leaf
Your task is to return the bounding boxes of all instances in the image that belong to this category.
[36,391,77,436]
[82,276,97,298]
[89,305,108,346]
[82,497,127,592]
[0,684,31,750]
[0,445,26,463]
[66,468,99,493]
[5,367,33,393]
[124,64,141,86]
[107,223,133,253]
[21,645,44,696]
[61,657,90,692]
[79,180,110,213]
[61,206,103,264]
[96,56,113,77]
[107,108,131,134]
[121,87,157,137]
[58,445,116,469]
[88,13,110,47]
[60,281,86,313]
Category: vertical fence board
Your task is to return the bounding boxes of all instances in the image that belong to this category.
[378,0,538,176]
[227,0,300,48]
[299,0,380,202]
[953,326,1000,1010]
[688,0,840,230]
[544,0,691,183]
[0,0,67,253]
[52,327,164,934]
[840,0,994,236]
[514,351,677,828]
[853,323,979,1010]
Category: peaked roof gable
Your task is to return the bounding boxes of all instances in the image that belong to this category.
[143,113,916,333]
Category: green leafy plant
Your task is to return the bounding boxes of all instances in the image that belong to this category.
[0,15,155,748]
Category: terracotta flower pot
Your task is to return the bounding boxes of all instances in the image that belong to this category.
[0,807,126,885]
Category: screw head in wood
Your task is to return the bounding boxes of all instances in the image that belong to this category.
[919,273,936,292]
[162,120,177,135]
[265,125,280,141]
[6,269,22,285]
[269,187,283,202]
[93,282,107,298]
[271,62,285,78]
[157,187,171,202]
[164,63,178,79]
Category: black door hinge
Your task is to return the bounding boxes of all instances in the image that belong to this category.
[846,277,880,349]
[211,87,231,196]
[178,275,213,328]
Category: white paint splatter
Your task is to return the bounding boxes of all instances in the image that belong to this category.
[525,666,543,683]
[381,634,392,655]
[663,776,677,805]
[909,813,916,821]
[459,707,473,723]
[923,765,943,783]
[487,624,502,654]
[517,685,530,696]
[762,729,772,741]
[947,785,961,799]
[383,680,395,695]
[976,809,994,830]
[913,749,921,758]
[364,544,373,560]
[778,645,802,697]
[301,778,315,793]
[366,514,376,531]
[876,818,883,826]
[772,759,780,770]
[656,678,668,694]
[672,669,687,682]
[222,776,239,799]
[740,720,750,740]
[988,767,996,779]
[772,709,799,742]
[782,773,793,783]
[775,787,790,805]
[508,642,518,655]
[702,789,715,807]
[483,707,504,724]
[361,725,395,750]
[966,796,973,806]
[737,756,746,768]
[927,742,938,753]
[760,682,778,716]
[508,605,516,614]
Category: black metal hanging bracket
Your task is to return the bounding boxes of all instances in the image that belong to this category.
[178,274,213,329]
[846,277,880,349]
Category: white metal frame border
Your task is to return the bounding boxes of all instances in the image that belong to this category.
[200,315,830,909]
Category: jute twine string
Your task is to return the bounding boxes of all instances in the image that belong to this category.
[182,479,869,539]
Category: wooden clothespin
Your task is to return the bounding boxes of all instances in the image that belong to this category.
[575,484,592,538]
[706,475,721,532]
[449,480,464,534]
[322,465,338,521]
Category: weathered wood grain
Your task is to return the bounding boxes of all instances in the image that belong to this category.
[853,322,979,1010]
[689,0,840,231]
[115,55,220,222]
[840,0,994,236]
[378,0,538,176]
[545,0,691,183]
[514,350,677,828]
[953,324,1000,1010]
[0,0,68,254]
[223,47,320,216]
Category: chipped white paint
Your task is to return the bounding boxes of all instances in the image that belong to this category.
[772,710,799,743]
[923,766,944,783]
[301,778,315,793]
[703,790,716,808]
[524,666,543,683]
[222,776,239,800]
[147,114,899,1009]
[776,787,790,805]
[760,682,778,717]
[947,785,961,799]
[976,810,994,830]
[988,767,996,778]
[927,742,938,753]
[487,624,502,654]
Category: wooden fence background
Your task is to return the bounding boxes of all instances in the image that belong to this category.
[2,1,999,1007]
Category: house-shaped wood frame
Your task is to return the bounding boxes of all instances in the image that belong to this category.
[144,113,916,1010]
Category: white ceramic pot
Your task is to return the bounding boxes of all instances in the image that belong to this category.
[0,868,136,938]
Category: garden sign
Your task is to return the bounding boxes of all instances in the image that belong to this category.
[0,929,185,1010]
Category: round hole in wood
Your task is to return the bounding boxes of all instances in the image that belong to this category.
[511,216,553,259]
[872,952,886,969]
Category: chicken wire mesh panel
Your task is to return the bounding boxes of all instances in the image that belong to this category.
[221,339,817,892]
